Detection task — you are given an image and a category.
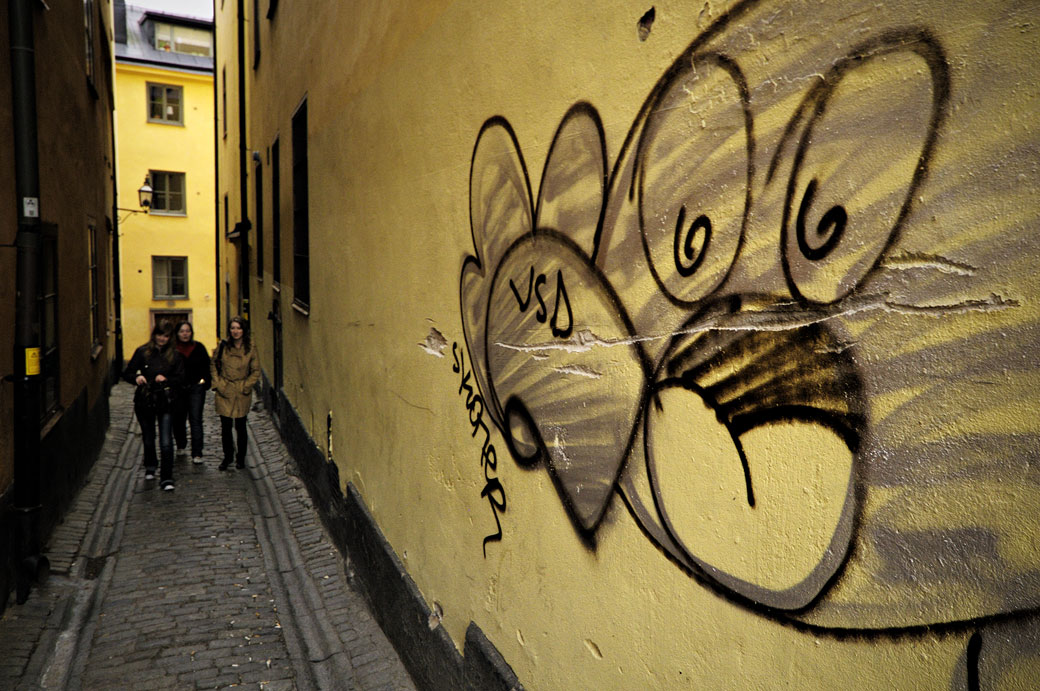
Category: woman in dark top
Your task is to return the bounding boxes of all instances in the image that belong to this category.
[123,321,184,491]
[172,321,212,465]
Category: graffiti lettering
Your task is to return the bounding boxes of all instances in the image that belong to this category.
[510,267,573,339]
[452,341,505,556]
[508,266,536,312]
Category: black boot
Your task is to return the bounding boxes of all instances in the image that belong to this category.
[219,459,231,471]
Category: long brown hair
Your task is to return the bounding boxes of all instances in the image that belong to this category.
[225,316,251,353]
[144,321,176,362]
[215,316,250,376]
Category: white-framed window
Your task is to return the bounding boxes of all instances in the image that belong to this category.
[154,21,213,57]
[148,83,183,124]
[149,170,186,214]
[153,256,188,299]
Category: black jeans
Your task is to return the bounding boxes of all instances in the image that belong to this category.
[136,404,174,482]
[173,384,207,457]
[220,415,248,465]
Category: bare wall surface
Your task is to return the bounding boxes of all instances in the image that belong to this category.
[260,1,1039,687]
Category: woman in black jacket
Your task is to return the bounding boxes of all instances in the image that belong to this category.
[172,321,212,465]
[123,322,184,491]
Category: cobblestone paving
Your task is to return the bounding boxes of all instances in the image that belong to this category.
[0,382,416,691]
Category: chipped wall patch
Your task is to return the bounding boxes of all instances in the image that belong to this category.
[419,327,449,357]
[553,364,603,379]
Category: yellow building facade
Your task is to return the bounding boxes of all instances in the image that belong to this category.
[115,4,216,349]
[219,1,1040,688]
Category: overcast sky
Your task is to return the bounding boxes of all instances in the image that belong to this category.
[129,0,214,20]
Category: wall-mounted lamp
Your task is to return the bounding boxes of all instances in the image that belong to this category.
[137,176,153,211]
[117,176,154,221]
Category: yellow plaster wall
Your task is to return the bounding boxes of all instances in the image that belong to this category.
[115,62,217,349]
[240,1,1040,688]
[214,0,249,330]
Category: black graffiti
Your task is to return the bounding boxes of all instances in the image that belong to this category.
[508,266,537,311]
[966,631,983,691]
[509,267,573,338]
[452,341,505,556]
[795,178,846,261]
[452,0,1035,645]
[673,206,712,277]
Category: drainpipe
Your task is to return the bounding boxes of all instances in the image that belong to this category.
[236,0,251,322]
[213,0,221,342]
[110,125,123,373]
[8,0,49,604]
[111,1,125,372]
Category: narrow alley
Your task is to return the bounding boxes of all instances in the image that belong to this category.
[0,383,416,690]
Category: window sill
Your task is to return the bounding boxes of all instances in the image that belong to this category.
[147,119,185,127]
[40,406,65,439]
[90,342,104,361]
[291,299,309,316]
[149,210,187,217]
[272,282,280,293]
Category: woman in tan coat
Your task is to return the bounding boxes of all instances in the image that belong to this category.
[211,316,260,470]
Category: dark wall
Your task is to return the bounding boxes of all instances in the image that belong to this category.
[0,0,117,614]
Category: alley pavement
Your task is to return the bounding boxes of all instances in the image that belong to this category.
[0,382,417,690]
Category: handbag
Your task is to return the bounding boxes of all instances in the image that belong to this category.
[135,383,174,414]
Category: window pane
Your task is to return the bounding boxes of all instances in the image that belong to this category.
[168,191,184,212]
[173,258,187,296]
[173,26,212,56]
[153,261,167,296]
[292,102,309,306]
[272,139,280,284]
[165,87,181,121]
[155,23,172,51]
[149,85,163,119]
[175,38,211,56]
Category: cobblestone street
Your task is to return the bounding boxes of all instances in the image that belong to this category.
[0,382,416,690]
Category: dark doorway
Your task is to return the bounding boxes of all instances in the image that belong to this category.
[151,310,190,331]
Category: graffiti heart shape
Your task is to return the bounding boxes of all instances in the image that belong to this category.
[461,109,651,534]
[459,29,946,614]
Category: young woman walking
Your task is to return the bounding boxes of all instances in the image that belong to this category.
[172,321,212,465]
[211,316,260,470]
[123,322,184,490]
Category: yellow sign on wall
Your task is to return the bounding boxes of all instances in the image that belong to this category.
[24,347,40,376]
